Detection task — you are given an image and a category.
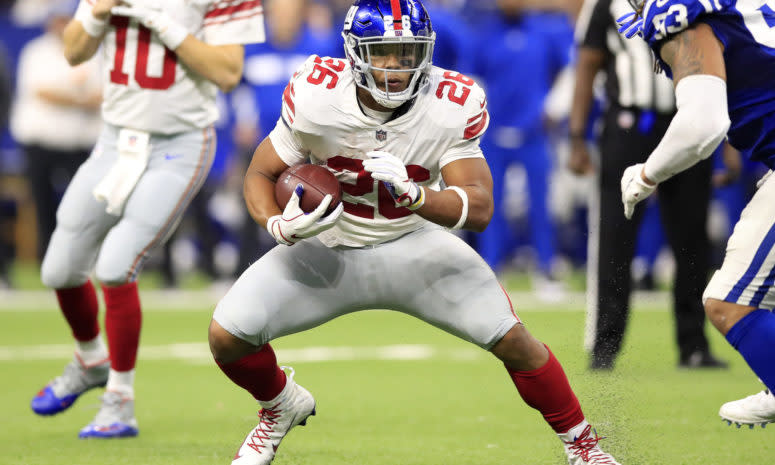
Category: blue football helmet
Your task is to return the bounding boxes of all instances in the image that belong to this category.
[342,0,435,108]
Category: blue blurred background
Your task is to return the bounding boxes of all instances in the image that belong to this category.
[0,0,762,296]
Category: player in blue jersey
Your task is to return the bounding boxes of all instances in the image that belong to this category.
[617,0,775,428]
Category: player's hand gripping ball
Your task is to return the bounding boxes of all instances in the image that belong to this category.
[274,164,342,215]
[269,164,344,246]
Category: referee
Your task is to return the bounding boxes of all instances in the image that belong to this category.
[569,0,726,370]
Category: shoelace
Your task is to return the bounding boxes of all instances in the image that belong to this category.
[564,425,617,464]
[246,405,283,453]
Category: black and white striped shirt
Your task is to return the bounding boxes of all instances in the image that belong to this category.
[575,0,676,113]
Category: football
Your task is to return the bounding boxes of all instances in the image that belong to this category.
[274,163,343,215]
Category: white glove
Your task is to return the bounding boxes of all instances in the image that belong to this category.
[620,163,657,220]
[362,151,424,210]
[266,184,344,246]
[111,0,188,50]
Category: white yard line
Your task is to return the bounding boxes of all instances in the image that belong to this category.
[0,343,485,364]
[0,289,671,312]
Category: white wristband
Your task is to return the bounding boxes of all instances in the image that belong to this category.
[75,6,107,37]
[445,186,469,230]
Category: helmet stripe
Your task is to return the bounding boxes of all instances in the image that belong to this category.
[389,0,403,30]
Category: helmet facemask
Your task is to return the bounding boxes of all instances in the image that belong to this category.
[343,31,435,109]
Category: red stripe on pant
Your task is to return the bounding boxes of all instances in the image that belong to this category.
[506,346,585,433]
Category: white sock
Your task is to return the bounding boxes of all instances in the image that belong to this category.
[75,335,109,366]
[106,369,135,398]
[558,419,590,442]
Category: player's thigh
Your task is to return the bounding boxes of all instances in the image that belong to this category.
[212,239,372,347]
[704,173,775,310]
[377,227,519,350]
[41,134,120,288]
[95,128,215,284]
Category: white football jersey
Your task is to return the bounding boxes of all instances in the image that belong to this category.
[76,0,265,134]
[269,55,490,248]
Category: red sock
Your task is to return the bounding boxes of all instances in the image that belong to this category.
[216,344,287,401]
[506,346,585,433]
[56,281,100,342]
[102,282,142,371]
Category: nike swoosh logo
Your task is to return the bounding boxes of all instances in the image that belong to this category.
[164,153,183,161]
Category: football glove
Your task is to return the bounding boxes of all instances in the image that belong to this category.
[266,184,344,246]
[111,0,188,50]
[616,12,644,39]
[621,163,657,220]
[362,151,424,210]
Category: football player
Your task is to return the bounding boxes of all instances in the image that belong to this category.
[209,1,621,464]
[617,0,775,428]
[29,0,265,438]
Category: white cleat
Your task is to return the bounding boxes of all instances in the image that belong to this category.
[231,367,316,465]
[79,390,139,438]
[560,424,621,465]
[719,389,775,429]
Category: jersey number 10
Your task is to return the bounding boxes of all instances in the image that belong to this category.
[108,17,177,90]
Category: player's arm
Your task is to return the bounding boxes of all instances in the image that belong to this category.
[568,46,605,175]
[106,1,244,92]
[243,137,289,229]
[418,158,494,232]
[173,40,244,93]
[620,23,729,218]
[245,134,343,246]
[638,23,729,185]
[63,0,121,65]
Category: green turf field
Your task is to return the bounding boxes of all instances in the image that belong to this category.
[1,289,773,465]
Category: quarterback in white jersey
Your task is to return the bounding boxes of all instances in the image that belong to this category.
[209,1,621,464]
[29,0,265,439]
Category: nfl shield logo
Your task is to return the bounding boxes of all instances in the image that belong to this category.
[375,129,387,142]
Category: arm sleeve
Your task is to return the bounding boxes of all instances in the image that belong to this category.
[643,74,730,183]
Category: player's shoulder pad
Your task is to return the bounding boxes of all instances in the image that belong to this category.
[280,55,352,133]
[641,0,734,46]
[425,66,490,141]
